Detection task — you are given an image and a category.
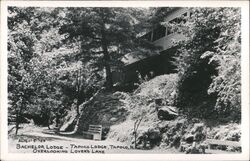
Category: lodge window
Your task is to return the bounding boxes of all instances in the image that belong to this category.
[152,25,166,41]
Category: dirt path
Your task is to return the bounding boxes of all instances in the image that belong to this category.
[8,124,180,154]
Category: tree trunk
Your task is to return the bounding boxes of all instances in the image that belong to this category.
[103,52,113,89]
[47,113,51,130]
[76,100,80,116]
[55,113,60,127]
[15,103,24,135]
[15,111,20,135]
[75,68,83,115]
[100,18,113,89]
[46,106,51,130]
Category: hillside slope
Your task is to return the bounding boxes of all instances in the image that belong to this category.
[74,74,241,153]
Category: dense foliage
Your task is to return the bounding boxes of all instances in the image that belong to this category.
[172,8,241,121]
[8,7,61,132]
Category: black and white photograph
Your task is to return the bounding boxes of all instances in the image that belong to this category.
[0,0,249,160]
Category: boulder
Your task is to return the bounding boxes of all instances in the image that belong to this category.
[157,106,178,120]
[136,129,162,149]
[185,134,194,144]
[147,128,161,140]
[110,117,118,122]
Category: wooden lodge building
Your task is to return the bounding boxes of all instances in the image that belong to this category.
[112,8,191,88]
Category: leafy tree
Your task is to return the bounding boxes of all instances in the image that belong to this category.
[8,7,39,134]
[171,8,241,120]
[59,7,158,89]
[8,7,66,133]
